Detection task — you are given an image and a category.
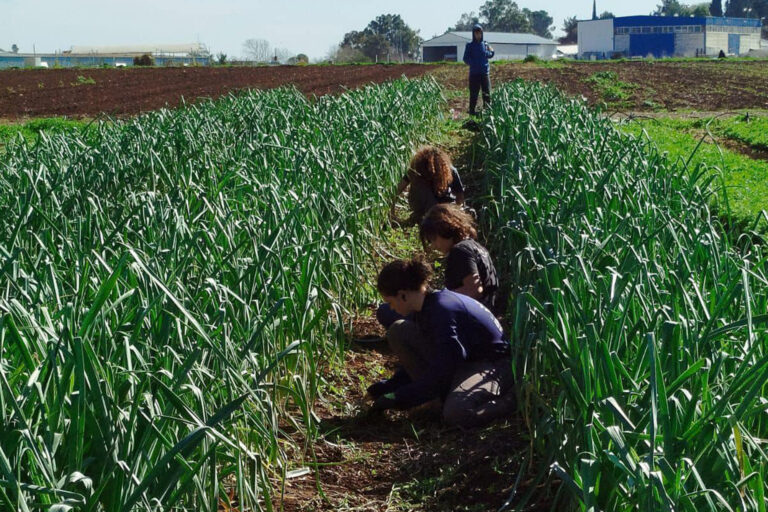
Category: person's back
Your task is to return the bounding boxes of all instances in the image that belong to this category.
[392,146,465,223]
[444,238,500,314]
[382,289,508,410]
[416,290,507,361]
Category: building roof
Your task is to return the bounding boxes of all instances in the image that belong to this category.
[424,31,557,46]
[580,15,761,27]
[67,43,208,55]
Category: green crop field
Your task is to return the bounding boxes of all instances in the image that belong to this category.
[716,116,768,150]
[621,116,768,231]
[0,78,442,511]
[0,117,94,150]
[5,70,768,512]
[478,81,768,510]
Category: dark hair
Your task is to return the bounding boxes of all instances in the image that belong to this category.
[420,204,477,245]
[377,259,432,297]
[409,146,454,197]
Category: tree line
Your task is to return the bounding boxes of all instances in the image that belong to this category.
[234,0,768,65]
[330,0,557,63]
[654,0,766,18]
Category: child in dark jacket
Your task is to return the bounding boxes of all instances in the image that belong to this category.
[367,259,515,428]
[462,24,494,116]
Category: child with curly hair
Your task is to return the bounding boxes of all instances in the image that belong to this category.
[420,204,499,314]
[392,146,465,222]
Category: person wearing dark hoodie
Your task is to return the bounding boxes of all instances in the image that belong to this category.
[367,259,515,428]
[462,24,494,116]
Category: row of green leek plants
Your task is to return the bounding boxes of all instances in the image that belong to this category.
[0,77,443,511]
[477,81,768,511]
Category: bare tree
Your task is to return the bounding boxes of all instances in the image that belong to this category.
[242,38,271,62]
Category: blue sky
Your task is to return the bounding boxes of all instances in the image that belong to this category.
[1,0,659,59]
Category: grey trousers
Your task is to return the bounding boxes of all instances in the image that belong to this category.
[387,319,515,428]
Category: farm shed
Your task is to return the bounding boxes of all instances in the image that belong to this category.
[421,31,557,62]
[578,15,762,59]
[0,43,211,69]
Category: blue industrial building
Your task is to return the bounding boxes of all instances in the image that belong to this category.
[578,15,763,59]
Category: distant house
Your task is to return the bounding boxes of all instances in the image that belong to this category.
[556,44,578,58]
[578,16,762,59]
[421,31,558,62]
[0,43,211,69]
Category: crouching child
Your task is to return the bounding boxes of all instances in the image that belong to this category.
[368,259,515,428]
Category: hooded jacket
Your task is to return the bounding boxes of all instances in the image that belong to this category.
[462,24,495,75]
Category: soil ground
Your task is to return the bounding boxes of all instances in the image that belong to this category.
[2,60,768,120]
[433,60,768,112]
[0,65,430,119]
[273,335,538,512]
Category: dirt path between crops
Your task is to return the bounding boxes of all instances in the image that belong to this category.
[271,122,555,512]
[684,127,768,161]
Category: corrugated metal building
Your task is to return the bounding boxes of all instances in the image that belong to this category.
[0,43,211,69]
[578,16,762,59]
[421,31,558,62]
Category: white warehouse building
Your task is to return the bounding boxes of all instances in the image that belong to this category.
[578,15,762,59]
[421,31,558,62]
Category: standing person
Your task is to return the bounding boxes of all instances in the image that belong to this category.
[462,24,494,116]
[367,259,515,428]
[420,204,500,315]
[391,146,465,224]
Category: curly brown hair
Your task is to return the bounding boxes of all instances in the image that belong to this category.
[408,146,454,197]
[419,204,478,245]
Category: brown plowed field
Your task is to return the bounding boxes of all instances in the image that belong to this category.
[0,65,430,119]
[2,60,768,120]
[436,60,768,112]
